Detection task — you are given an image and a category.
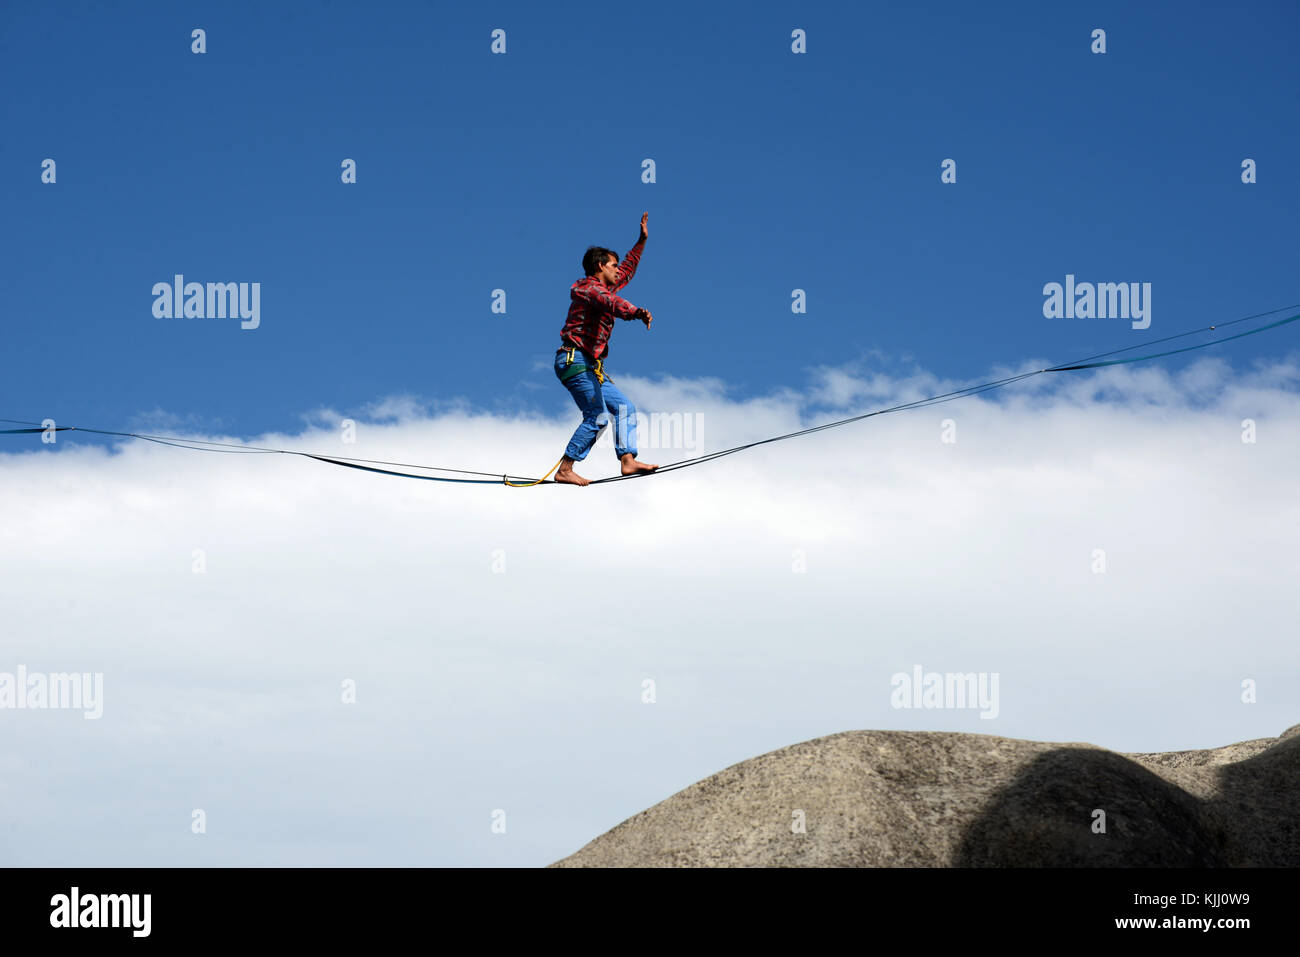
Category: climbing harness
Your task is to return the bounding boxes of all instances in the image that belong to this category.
[559,346,608,385]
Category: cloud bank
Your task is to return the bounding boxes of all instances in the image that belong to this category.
[2,353,1298,866]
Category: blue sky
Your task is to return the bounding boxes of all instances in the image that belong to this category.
[2,1,1299,869]
[2,0,1296,444]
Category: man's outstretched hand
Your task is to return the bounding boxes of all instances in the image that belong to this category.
[636,213,649,325]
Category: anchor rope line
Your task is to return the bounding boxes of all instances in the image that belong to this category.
[589,306,1300,484]
[0,422,532,483]
[3,304,1297,486]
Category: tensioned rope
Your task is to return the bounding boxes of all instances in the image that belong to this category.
[587,304,1300,483]
[3,304,1297,486]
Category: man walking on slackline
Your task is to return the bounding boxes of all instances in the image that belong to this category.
[553,212,659,486]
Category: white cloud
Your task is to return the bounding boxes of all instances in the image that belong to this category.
[1,353,1297,865]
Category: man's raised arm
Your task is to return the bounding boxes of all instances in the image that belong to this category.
[614,212,649,289]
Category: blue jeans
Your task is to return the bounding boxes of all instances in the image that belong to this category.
[555,349,638,461]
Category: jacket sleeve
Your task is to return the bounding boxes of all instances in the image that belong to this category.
[613,238,644,290]
[571,281,638,318]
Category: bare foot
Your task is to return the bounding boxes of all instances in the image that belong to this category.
[619,455,659,475]
[554,462,590,486]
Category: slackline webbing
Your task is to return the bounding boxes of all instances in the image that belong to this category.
[3,305,1297,486]
[586,307,1300,484]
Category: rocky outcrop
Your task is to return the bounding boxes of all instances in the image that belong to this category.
[551,724,1300,866]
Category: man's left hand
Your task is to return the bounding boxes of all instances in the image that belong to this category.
[639,211,648,240]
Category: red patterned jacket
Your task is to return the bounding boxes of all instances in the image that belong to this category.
[557,239,644,361]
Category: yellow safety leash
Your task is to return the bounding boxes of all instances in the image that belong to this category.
[507,346,609,486]
[504,453,566,487]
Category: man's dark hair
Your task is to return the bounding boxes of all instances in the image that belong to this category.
[583,246,618,276]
